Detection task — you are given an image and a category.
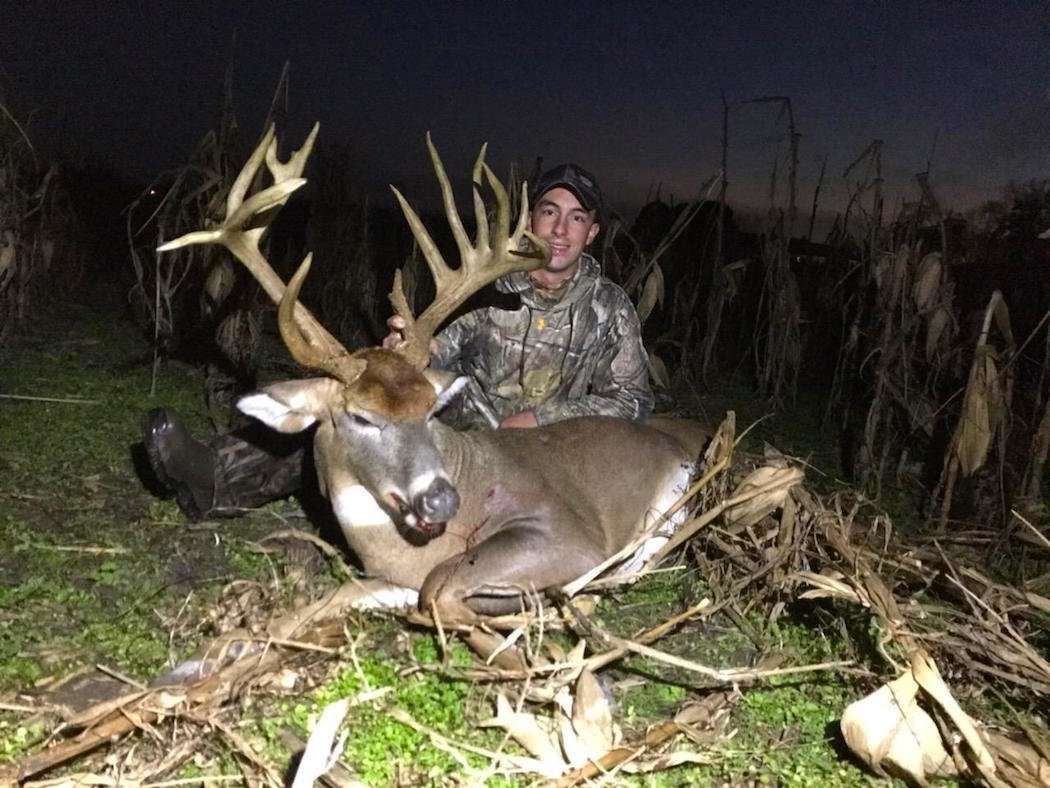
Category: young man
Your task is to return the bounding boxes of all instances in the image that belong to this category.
[145,163,654,520]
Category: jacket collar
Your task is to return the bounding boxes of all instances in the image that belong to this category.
[496,253,601,311]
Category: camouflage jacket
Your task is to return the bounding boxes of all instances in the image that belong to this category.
[431,254,654,430]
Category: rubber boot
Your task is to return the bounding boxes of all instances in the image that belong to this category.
[143,409,218,522]
[143,409,304,521]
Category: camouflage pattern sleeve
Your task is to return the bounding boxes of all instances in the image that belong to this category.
[532,291,654,425]
[431,309,483,373]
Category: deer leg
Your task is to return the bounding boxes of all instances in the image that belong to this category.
[419,523,604,626]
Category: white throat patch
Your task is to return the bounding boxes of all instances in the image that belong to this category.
[332,484,392,528]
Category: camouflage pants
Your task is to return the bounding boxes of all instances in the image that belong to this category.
[206,424,306,517]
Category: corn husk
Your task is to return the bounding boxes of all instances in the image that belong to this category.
[841,651,996,785]
[636,262,665,325]
[0,230,15,285]
[912,252,942,312]
[723,465,804,528]
[647,351,671,389]
[840,668,956,785]
[955,348,1004,477]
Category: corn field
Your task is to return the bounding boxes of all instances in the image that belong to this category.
[112,83,1050,532]
[0,103,80,339]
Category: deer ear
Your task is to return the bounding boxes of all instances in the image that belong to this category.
[238,378,344,433]
[422,368,469,412]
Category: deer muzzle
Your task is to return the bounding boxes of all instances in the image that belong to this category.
[392,476,460,543]
[415,477,459,531]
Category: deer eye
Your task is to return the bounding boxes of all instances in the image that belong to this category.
[348,413,377,429]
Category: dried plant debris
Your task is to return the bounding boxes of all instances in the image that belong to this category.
[4,415,1049,786]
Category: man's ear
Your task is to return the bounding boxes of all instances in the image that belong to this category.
[586,221,600,245]
[238,378,344,433]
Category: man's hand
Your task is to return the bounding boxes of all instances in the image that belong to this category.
[381,315,408,350]
[500,410,539,429]
[382,315,438,355]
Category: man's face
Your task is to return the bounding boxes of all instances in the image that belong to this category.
[529,187,600,276]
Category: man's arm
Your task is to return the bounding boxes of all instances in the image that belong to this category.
[531,293,654,424]
[430,309,482,372]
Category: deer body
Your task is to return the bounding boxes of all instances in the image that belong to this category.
[345,417,698,587]
[241,360,707,621]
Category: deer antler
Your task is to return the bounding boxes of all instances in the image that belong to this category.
[158,124,366,385]
[389,134,550,368]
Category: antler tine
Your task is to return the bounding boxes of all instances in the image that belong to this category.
[387,136,552,368]
[159,123,359,383]
[470,145,490,257]
[280,254,367,385]
[266,122,319,183]
[480,161,511,242]
[225,124,276,221]
[427,133,475,274]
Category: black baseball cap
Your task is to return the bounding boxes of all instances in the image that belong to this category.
[531,163,603,215]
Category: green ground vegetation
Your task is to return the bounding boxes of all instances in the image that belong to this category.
[0,294,909,783]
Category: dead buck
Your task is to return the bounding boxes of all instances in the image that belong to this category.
[159,126,709,625]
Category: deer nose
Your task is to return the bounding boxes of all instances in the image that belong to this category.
[417,477,459,523]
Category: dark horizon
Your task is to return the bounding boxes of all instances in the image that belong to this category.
[5,2,1048,221]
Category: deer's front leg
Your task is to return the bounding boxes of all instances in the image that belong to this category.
[418,522,604,626]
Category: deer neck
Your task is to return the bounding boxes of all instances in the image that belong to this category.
[430,419,472,480]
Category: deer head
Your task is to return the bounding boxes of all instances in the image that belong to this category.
[159,125,549,541]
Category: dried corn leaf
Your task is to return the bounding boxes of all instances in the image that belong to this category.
[925,305,953,361]
[876,246,910,307]
[559,714,588,767]
[571,670,618,761]
[0,230,15,283]
[291,697,349,788]
[793,570,865,605]
[873,251,892,293]
[24,775,120,788]
[956,350,1002,477]
[984,731,1050,785]
[913,252,942,312]
[723,466,804,528]
[203,258,236,307]
[636,262,664,325]
[890,246,910,305]
[479,693,565,773]
[621,751,710,772]
[155,690,185,709]
[989,290,1015,349]
[1025,592,1050,614]
[40,237,55,268]
[647,351,670,389]
[840,668,957,784]
[910,651,996,776]
[702,411,736,469]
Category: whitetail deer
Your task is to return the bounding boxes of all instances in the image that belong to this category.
[159,125,709,625]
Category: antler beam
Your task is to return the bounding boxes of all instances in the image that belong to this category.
[158,124,366,385]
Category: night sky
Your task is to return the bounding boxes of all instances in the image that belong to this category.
[5,2,1049,219]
